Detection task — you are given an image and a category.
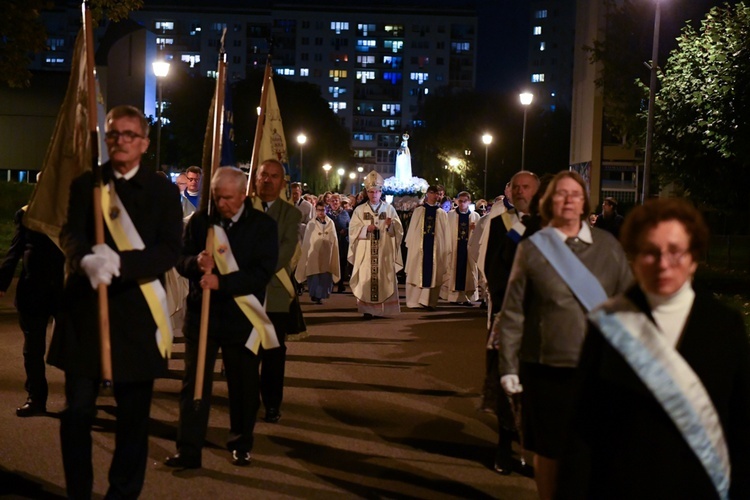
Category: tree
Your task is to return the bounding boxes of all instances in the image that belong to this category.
[1,0,143,88]
[653,2,750,213]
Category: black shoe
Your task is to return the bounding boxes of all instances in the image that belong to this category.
[493,452,515,475]
[164,453,201,469]
[312,298,322,305]
[232,450,252,466]
[264,408,281,423]
[16,400,46,417]
[337,285,346,293]
[363,313,373,320]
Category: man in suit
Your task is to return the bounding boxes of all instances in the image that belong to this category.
[255,159,302,423]
[0,202,65,416]
[482,170,540,473]
[48,105,183,498]
[165,166,279,468]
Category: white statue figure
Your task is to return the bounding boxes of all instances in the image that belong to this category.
[394,133,412,182]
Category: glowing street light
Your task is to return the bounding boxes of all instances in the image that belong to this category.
[297,133,307,182]
[481,133,493,197]
[152,60,170,170]
[519,92,533,171]
[322,163,332,188]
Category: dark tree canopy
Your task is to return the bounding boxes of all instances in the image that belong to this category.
[653,2,750,212]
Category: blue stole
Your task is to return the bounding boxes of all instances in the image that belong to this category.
[590,297,731,499]
[528,227,606,311]
[184,191,199,208]
[421,205,437,287]
[454,211,470,291]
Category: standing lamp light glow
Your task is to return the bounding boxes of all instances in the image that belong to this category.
[481,133,493,197]
[297,133,307,182]
[519,92,533,171]
[152,60,171,171]
[322,163,332,189]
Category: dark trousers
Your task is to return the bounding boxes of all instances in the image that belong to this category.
[178,335,261,459]
[60,373,154,500]
[260,312,289,412]
[19,312,51,403]
[336,237,349,284]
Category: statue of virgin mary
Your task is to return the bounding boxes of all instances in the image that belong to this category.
[394,133,412,181]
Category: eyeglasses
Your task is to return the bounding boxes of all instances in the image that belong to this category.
[638,248,691,267]
[105,130,145,142]
[186,176,200,182]
[552,190,584,201]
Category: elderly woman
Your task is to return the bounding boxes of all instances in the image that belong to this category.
[490,170,631,499]
[561,198,750,499]
[294,202,340,304]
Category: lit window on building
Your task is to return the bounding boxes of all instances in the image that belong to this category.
[329,102,347,113]
[44,57,65,65]
[356,70,376,83]
[190,23,201,35]
[353,133,374,141]
[383,55,403,68]
[532,73,545,83]
[300,68,309,76]
[211,22,227,32]
[181,54,201,67]
[382,103,401,115]
[535,9,548,19]
[156,37,174,45]
[329,86,347,98]
[533,26,542,35]
[410,72,429,84]
[384,25,404,37]
[155,21,174,31]
[276,68,295,76]
[357,23,376,36]
[384,40,403,53]
[357,55,376,66]
[383,72,402,84]
[329,69,348,81]
[207,70,218,79]
[451,42,470,53]
[47,38,64,51]
[356,39,377,52]
[539,42,546,51]
[331,21,349,34]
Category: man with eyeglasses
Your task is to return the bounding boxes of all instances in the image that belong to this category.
[180,166,203,220]
[48,105,183,498]
[594,196,624,238]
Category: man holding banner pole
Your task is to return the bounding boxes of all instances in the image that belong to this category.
[166,166,279,468]
[49,105,183,498]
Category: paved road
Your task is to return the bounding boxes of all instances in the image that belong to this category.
[0,283,536,499]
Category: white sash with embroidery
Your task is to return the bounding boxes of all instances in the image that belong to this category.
[102,182,173,358]
[589,297,731,499]
[212,225,279,354]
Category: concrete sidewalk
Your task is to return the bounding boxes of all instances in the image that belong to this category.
[0,283,536,499]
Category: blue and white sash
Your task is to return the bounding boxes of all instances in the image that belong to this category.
[500,211,526,243]
[529,227,606,311]
[590,298,730,499]
[212,225,279,354]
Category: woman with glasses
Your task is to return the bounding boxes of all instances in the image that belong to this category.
[561,198,750,499]
[489,170,631,499]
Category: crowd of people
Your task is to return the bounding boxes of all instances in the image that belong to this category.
[0,104,748,499]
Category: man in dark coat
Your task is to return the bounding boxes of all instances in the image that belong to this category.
[165,166,278,468]
[0,205,64,416]
[48,105,183,498]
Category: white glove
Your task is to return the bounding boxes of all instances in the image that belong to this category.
[92,243,121,274]
[501,374,523,395]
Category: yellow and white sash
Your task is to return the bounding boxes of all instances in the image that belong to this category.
[212,225,279,354]
[251,196,297,300]
[101,182,173,358]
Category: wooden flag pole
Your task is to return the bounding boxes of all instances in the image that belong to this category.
[82,1,112,388]
[246,55,273,196]
[194,36,227,406]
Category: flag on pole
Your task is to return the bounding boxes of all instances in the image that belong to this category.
[24,29,107,246]
[258,77,289,170]
[221,80,235,167]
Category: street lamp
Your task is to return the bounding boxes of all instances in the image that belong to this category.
[322,163,332,189]
[348,171,356,195]
[642,0,662,204]
[297,133,307,182]
[481,133,493,197]
[152,60,170,171]
[336,167,345,192]
[519,92,533,171]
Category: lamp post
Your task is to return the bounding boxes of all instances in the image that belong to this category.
[642,0,661,204]
[357,166,364,189]
[481,133,493,197]
[322,163,332,189]
[297,133,307,182]
[348,171,356,195]
[336,167,345,192]
[152,60,170,171]
[448,157,459,194]
[519,92,533,171]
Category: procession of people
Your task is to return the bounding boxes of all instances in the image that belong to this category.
[1,104,748,500]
